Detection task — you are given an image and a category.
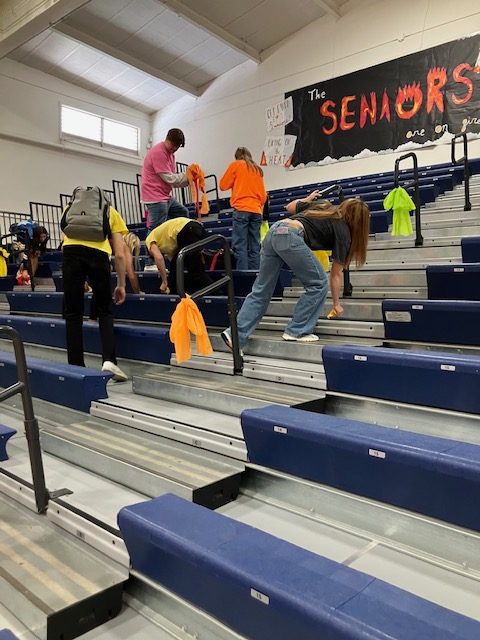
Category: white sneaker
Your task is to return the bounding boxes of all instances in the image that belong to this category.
[102,360,128,382]
[143,264,158,272]
[282,332,319,342]
[220,330,244,357]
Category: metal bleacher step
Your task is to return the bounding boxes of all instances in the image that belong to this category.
[0,492,126,640]
[366,242,461,261]
[268,298,383,321]
[259,316,385,339]
[40,414,244,508]
[129,365,320,415]
[170,350,327,389]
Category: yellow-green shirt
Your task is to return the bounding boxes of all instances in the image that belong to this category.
[62,206,128,255]
[145,218,191,260]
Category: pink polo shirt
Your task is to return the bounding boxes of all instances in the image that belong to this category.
[141,141,176,202]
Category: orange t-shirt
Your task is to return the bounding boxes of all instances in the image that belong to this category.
[219,160,267,214]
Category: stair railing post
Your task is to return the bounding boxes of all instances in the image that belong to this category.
[451,133,472,212]
[394,152,423,247]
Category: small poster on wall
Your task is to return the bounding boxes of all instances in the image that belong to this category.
[260,134,297,166]
[285,33,480,167]
[265,97,294,132]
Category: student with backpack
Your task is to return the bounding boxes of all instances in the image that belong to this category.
[61,186,128,381]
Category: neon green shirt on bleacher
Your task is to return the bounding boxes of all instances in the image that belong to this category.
[62,206,128,255]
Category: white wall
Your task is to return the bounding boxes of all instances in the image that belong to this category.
[153,0,480,193]
[0,58,151,212]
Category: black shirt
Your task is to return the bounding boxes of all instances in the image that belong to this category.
[292,202,351,264]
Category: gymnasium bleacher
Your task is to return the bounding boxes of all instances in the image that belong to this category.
[1,153,480,639]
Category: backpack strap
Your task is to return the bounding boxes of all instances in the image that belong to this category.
[95,186,112,239]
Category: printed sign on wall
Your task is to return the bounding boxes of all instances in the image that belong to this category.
[265,97,294,132]
[260,135,297,166]
[285,34,480,167]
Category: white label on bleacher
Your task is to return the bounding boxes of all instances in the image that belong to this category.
[441,364,456,372]
[274,426,287,434]
[251,588,270,605]
[369,448,386,459]
[354,355,367,361]
[385,311,411,323]
[412,305,423,310]
[454,268,465,272]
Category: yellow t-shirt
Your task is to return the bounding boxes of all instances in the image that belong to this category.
[145,218,191,260]
[62,206,128,255]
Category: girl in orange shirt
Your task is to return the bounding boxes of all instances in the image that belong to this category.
[220,147,267,270]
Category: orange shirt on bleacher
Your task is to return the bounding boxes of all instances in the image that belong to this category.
[219,160,267,214]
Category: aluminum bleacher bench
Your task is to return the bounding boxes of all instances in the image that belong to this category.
[118,493,480,640]
[322,345,480,414]
[383,299,480,346]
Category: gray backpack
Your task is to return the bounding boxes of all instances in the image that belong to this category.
[61,186,111,242]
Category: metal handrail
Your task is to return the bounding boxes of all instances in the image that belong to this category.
[0,326,49,512]
[394,152,423,247]
[318,184,345,202]
[176,234,242,374]
[451,133,471,211]
[204,173,219,204]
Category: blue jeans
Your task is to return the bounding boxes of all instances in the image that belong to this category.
[233,221,328,347]
[146,198,189,230]
[232,210,261,270]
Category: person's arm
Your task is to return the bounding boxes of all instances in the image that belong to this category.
[148,242,169,292]
[285,190,323,215]
[328,261,344,317]
[124,243,142,294]
[159,172,189,188]
[111,232,126,305]
[219,163,235,191]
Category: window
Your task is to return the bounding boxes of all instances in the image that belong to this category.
[60,105,139,154]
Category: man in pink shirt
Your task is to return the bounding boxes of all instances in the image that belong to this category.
[141,128,190,230]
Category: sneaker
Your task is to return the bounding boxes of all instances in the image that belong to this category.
[282,332,319,343]
[102,360,128,382]
[143,264,158,272]
[220,330,244,357]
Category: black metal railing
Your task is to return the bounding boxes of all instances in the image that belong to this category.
[0,211,30,239]
[176,234,242,374]
[59,193,71,209]
[175,161,191,206]
[29,201,63,248]
[394,152,423,247]
[451,133,471,211]
[204,173,219,208]
[112,180,142,225]
[0,327,49,512]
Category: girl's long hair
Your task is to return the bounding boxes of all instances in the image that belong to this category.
[235,147,263,176]
[124,232,141,270]
[338,198,370,267]
[303,198,370,267]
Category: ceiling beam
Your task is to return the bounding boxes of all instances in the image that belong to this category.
[54,22,200,97]
[158,0,261,62]
[311,0,341,19]
[0,0,91,58]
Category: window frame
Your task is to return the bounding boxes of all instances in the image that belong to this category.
[60,104,140,156]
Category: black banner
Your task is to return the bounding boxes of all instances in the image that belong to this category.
[285,34,480,167]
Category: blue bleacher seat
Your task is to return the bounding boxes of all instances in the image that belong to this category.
[241,405,480,531]
[0,351,110,412]
[323,345,480,414]
[427,264,480,301]
[119,493,480,640]
[0,424,16,461]
[383,299,480,346]
[7,292,243,327]
[0,276,15,292]
[461,237,480,263]
[0,631,19,640]
[0,315,173,364]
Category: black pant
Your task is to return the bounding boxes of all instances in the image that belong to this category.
[168,221,213,294]
[63,245,117,366]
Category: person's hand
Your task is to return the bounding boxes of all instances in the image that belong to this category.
[327,303,344,319]
[113,286,126,305]
[307,190,322,202]
[160,281,170,294]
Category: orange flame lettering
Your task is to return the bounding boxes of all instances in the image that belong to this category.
[360,92,377,128]
[395,82,423,119]
[426,67,447,114]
